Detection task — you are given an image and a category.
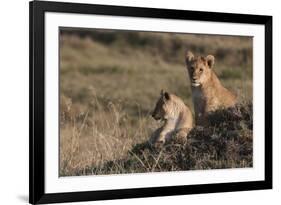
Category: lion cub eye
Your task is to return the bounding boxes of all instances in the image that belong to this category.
[190,66,194,71]
[199,68,203,72]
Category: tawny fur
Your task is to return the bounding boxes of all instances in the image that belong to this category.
[150,91,193,145]
[185,51,237,125]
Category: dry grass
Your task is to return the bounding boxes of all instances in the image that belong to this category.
[60,93,157,175]
[59,29,253,176]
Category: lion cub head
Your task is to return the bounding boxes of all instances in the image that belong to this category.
[185,51,215,87]
[151,90,179,121]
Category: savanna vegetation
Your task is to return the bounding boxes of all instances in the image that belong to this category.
[59,28,253,176]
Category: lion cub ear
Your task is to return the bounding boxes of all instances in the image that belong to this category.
[163,92,171,101]
[185,51,194,64]
[206,55,215,68]
[160,90,170,101]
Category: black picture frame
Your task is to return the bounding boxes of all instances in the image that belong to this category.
[29,0,272,204]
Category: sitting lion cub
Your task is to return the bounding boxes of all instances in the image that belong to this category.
[185,51,237,125]
[149,90,193,146]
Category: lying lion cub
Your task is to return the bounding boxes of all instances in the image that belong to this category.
[185,51,237,125]
[149,90,193,146]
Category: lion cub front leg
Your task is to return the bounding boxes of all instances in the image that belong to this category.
[149,128,172,147]
[156,132,167,144]
[154,122,174,147]
[154,132,168,148]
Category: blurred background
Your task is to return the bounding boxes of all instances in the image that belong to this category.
[59,28,253,176]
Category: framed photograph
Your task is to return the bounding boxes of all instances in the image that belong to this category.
[29,0,272,204]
